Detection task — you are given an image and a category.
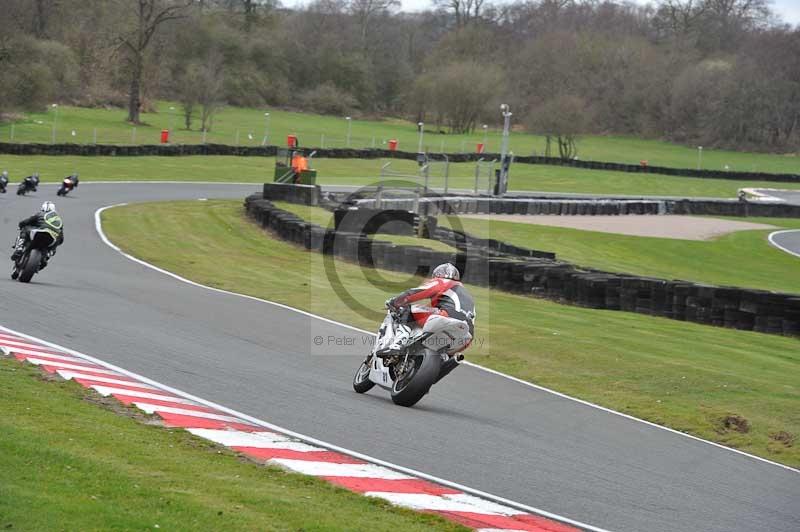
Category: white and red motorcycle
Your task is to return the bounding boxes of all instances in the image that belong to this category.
[353,305,472,407]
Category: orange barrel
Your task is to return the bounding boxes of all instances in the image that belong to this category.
[388,139,398,151]
[287,134,298,148]
[476,143,484,154]
[160,129,169,144]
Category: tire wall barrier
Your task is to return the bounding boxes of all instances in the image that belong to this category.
[263,182,321,205]
[2,141,798,183]
[244,194,800,338]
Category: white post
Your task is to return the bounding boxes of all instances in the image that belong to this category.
[51,103,58,143]
[460,139,465,153]
[371,136,376,148]
[202,129,207,144]
[263,112,270,145]
[440,138,444,153]
[482,124,488,152]
[697,146,703,170]
[498,104,512,195]
[131,127,136,144]
[417,122,424,153]
[10,124,14,141]
[235,129,240,146]
[169,105,176,134]
[93,128,97,145]
[321,134,325,148]
[346,116,352,147]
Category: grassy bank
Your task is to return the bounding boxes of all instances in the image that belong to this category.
[2,154,799,197]
[0,358,464,531]
[101,200,800,467]
[440,215,800,294]
[1,102,797,173]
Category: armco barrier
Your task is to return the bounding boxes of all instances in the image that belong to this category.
[244,194,800,338]
[2,141,797,183]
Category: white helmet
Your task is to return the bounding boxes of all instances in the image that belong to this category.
[41,201,56,213]
[432,263,460,280]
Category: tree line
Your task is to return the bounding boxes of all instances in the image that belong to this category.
[1,0,798,154]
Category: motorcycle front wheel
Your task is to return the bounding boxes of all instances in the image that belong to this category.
[352,357,375,393]
[390,351,441,407]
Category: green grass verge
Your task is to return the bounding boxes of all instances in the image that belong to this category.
[2,101,798,172]
[0,358,465,531]
[273,201,456,252]
[101,200,800,467]
[437,216,800,294]
[2,154,799,198]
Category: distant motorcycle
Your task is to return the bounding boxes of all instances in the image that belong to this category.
[0,172,8,193]
[11,227,59,283]
[353,305,470,407]
[17,174,40,196]
[57,174,79,196]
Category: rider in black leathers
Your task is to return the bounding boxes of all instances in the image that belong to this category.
[11,201,64,262]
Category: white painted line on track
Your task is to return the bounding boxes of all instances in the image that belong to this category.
[93,203,800,476]
[1,346,81,361]
[0,323,614,532]
[768,229,800,258]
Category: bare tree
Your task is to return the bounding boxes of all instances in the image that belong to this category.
[527,95,592,160]
[434,0,486,27]
[117,0,193,123]
[349,0,399,46]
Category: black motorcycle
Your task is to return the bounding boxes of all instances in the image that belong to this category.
[17,175,40,196]
[0,174,8,193]
[11,228,59,283]
[57,174,79,196]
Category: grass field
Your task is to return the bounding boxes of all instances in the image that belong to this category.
[101,200,800,467]
[3,154,799,198]
[2,102,798,173]
[438,215,800,294]
[0,358,464,531]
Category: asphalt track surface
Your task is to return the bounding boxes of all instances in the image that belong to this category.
[755,189,800,205]
[769,229,800,258]
[1,183,798,532]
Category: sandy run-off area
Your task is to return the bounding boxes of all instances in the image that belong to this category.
[460,215,777,240]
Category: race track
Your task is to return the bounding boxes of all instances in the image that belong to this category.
[1,183,798,532]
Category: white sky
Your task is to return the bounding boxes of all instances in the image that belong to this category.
[284,0,800,25]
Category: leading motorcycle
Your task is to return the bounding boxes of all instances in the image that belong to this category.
[0,172,8,193]
[353,305,471,407]
[57,174,79,196]
[11,228,58,283]
[17,175,39,196]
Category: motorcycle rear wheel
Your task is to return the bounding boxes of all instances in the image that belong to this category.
[390,351,441,407]
[18,249,41,283]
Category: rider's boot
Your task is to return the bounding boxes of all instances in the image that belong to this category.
[10,237,25,261]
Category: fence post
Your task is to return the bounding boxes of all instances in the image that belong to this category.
[376,184,383,209]
[371,136,376,148]
[10,124,14,141]
[202,129,207,144]
[92,128,97,145]
[235,129,240,146]
[413,187,420,215]
[321,134,325,149]
[474,158,483,194]
[131,127,136,144]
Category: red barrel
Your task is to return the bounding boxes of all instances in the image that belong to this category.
[388,139,398,151]
[160,129,169,144]
[287,134,298,148]
[476,143,484,154]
